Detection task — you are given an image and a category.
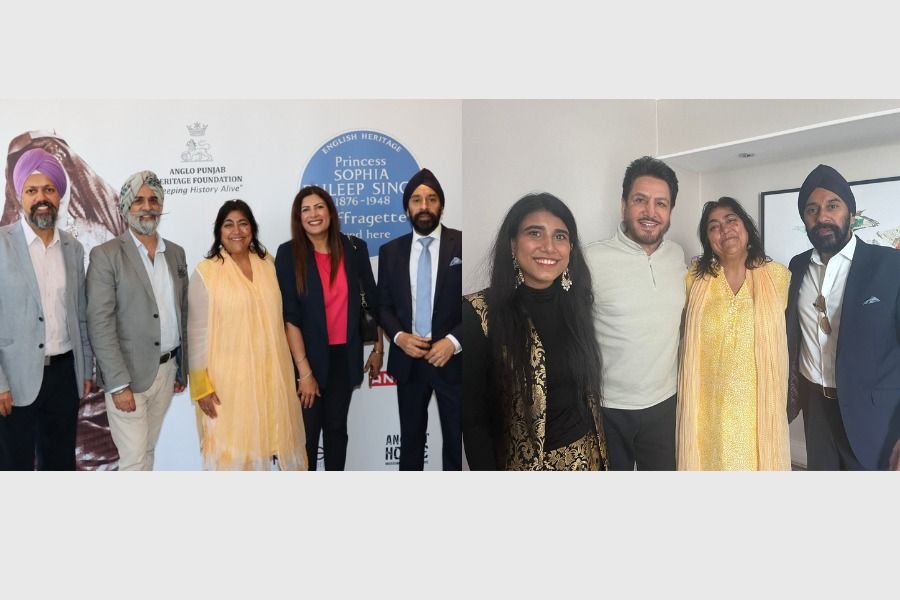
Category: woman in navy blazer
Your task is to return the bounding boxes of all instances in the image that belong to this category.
[275,185,383,470]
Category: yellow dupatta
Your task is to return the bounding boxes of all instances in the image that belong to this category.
[677,263,791,471]
[191,254,307,470]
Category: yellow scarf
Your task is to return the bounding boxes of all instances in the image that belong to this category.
[191,254,307,470]
[677,264,791,470]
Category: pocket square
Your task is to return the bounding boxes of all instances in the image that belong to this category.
[449,257,462,266]
[863,296,880,305]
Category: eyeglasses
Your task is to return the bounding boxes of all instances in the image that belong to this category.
[813,294,832,334]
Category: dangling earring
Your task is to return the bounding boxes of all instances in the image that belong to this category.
[512,254,524,288]
[560,268,573,292]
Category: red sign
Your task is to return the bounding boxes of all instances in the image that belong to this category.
[369,371,397,387]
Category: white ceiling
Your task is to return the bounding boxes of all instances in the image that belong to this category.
[657,109,900,173]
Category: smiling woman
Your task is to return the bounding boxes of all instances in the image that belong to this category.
[274,185,384,471]
[187,199,308,470]
[512,210,572,290]
[677,196,792,471]
[462,192,607,470]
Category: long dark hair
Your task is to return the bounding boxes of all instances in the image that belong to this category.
[290,185,343,294]
[693,196,770,278]
[485,193,602,429]
[206,199,267,261]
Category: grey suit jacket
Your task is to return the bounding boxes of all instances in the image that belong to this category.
[86,231,188,394]
[0,221,93,407]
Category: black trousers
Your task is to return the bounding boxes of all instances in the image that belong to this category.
[601,394,676,471]
[801,376,863,470]
[303,345,354,471]
[397,360,461,471]
[0,351,79,471]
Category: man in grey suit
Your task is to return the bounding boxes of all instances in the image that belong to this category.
[0,148,94,470]
[86,171,188,471]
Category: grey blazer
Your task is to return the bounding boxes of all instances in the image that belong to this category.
[0,221,93,407]
[86,232,188,394]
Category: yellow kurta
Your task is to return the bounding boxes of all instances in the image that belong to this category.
[188,253,307,470]
[684,262,790,470]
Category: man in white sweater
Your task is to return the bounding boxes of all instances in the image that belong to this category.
[585,156,686,470]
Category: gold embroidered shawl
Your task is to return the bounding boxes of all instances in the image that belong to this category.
[466,290,607,471]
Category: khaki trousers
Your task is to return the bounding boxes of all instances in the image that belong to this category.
[105,361,176,471]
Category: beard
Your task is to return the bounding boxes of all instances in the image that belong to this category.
[126,209,162,236]
[410,207,442,235]
[623,216,669,248]
[806,217,851,256]
[27,201,59,230]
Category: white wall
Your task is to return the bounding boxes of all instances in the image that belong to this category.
[461,100,657,292]
[697,141,900,226]
[655,101,900,261]
[667,166,703,259]
[460,100,727,292]
[657,100,900,155]
[661,142,900,263]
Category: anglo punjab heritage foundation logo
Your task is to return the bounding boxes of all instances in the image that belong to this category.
[181,121,213,162]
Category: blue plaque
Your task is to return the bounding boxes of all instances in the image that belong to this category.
[301,130,419,256]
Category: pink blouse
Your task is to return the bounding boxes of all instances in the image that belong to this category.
[314,251,349,345]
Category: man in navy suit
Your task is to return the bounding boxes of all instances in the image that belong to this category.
[786,164,900,470]
[378,168,462,470]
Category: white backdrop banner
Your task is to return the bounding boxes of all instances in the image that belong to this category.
[0,99,462,470]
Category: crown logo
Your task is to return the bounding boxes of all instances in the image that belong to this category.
[187,121,208,136]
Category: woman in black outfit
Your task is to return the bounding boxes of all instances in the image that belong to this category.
[462,193,607,470]
[275,185,384,470]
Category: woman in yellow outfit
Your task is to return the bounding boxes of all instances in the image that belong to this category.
[678,196,791,471]
[187,200,307,470]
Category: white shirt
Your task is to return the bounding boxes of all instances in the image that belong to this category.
[21,218,72,356]
[584,224,687,410]
[798,235,856,388]
[395,224,460,352]
[129,230,180,354]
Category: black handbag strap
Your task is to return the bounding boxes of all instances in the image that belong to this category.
[348,235,370,309]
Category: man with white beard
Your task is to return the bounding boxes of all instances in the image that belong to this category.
[0,148,94,470]
[86,171,188,470]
